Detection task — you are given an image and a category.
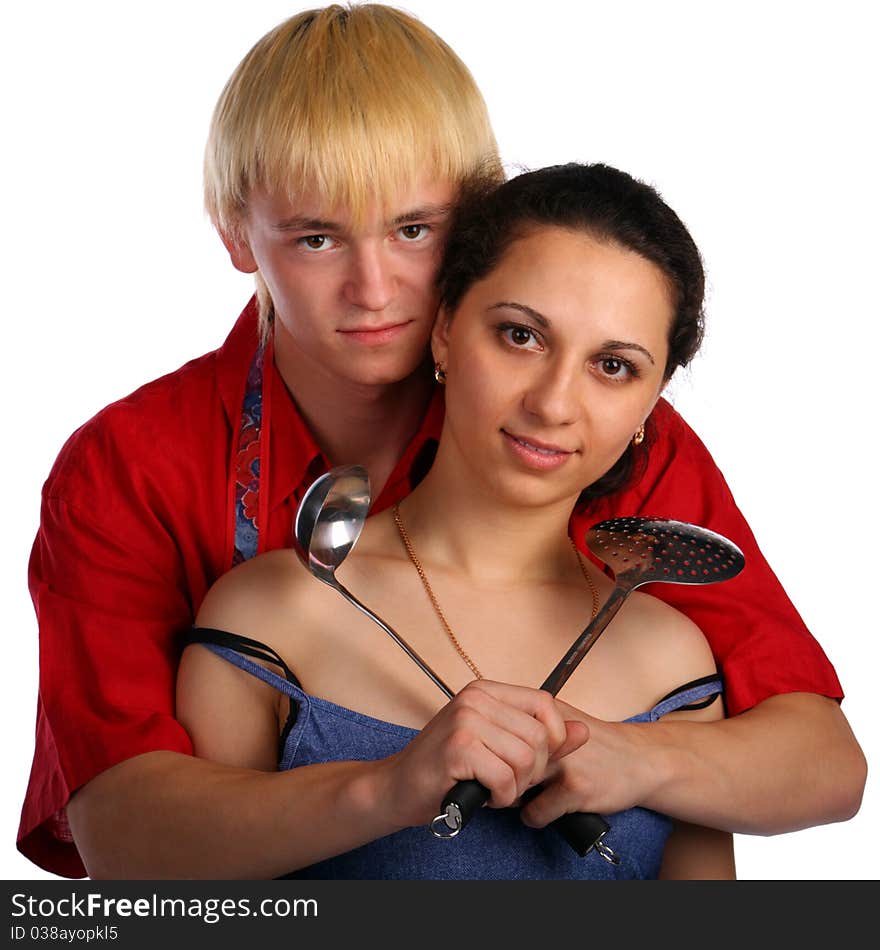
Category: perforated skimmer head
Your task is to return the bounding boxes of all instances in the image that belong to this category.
[586,517,745,588]
[540,516,745,699]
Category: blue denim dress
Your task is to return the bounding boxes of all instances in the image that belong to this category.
[197,636,721,880]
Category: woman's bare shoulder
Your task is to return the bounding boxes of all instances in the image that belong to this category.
[617,590,721,715]
[195,549,337,645]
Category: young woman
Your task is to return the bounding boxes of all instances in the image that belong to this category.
[177,163,735,879]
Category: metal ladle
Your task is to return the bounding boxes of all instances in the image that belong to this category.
[293,464,455,701]
[434,516,746,862]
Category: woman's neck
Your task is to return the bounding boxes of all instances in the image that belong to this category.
[396,444,580,587]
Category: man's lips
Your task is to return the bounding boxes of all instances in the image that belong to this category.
[337,320,413,345]
[502,430,577,470]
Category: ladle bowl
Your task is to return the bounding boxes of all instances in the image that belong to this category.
[294,465,454,700]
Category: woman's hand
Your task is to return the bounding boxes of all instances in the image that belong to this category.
[378,680,589,830]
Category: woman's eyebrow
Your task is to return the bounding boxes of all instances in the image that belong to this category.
[602,340,655,364]
[489,303,656,363]
[488,301,550,328]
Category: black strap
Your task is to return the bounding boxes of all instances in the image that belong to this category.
[183,627,302,754]
[183,627,302,689]
[657,672,724,711]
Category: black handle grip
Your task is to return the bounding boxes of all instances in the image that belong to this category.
[550,810,611,857]
[433,780,614,861]
[432,779,490,836]
[518,786,613,858]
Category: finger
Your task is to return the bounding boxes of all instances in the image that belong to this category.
[458,681,568,755]
[519,781,577,829]
[550,720,590,761]
[444,711,549,806]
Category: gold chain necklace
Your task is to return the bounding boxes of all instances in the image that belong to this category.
[392,502,600,680]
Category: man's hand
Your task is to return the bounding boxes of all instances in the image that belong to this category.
[523,692,865,835]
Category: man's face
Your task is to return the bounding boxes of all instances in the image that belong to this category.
[227,178,458,388]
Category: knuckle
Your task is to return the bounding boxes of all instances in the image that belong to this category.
[449,704,480,733]
[508,743,535,776]
[444,728,475,761]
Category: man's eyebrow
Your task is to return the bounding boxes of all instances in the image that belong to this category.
[272,205,453,232]
[488,301,550,328]
[272,215,341,233]
[391,204,453,225]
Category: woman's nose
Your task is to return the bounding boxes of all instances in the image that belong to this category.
[343,246,396,311]
[521,363,580,427]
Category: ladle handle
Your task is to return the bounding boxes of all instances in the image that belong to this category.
[432,585,632,854]
[334,583,455,700]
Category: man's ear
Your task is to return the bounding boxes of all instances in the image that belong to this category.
[431,305,452,369]
[218,228,258,274]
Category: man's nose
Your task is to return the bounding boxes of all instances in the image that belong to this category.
[343,245,396,311]
[521,361,581,427]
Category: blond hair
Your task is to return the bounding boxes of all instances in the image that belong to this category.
[204,3,502,335]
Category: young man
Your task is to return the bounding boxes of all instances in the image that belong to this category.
[21,5,864,878]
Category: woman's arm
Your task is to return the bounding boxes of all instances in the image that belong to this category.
[659,821,735,880]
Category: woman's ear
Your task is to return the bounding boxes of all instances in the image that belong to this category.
[218,227,258,274]
[431,305,452,369]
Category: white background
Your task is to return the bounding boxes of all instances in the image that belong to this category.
[2,1,876,881]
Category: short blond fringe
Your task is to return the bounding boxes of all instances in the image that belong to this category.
[204,3,503,338]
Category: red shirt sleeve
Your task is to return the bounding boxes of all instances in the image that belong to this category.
[21,490,197,877]
[17,348,233,878]
[572,399,842,716]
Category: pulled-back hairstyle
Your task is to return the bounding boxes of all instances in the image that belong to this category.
[204,3,502,337]
[437,163,706,501]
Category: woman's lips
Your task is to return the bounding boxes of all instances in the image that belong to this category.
[337,320,413,346]
[501,430,576,471]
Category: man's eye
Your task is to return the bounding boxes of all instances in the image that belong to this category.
[398,224,429,241]
[299,235,333,251]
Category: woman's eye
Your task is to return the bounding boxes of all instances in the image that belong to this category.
[597,357,636,380]
[299,234,334,252]
[500,325,542,350]
[398,223,429,242]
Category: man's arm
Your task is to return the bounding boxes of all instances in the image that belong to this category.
[65,752,387,879]
[642,693,865,834]
[67,676,583,880]
[565,399,865,831]
[524,692,866,834]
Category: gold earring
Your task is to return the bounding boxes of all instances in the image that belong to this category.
[632,424,645,446]
[434,362,447,385]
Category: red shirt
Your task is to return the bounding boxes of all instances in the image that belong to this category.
[20,299,841,877]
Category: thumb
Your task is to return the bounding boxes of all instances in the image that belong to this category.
[551,719,590,761]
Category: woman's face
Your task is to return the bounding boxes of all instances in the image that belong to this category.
[432,225,673,509]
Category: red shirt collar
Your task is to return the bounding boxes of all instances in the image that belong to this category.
[214,296,262,428]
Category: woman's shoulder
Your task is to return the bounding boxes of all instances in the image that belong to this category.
[195,548,334,644]
[616,589,720,713]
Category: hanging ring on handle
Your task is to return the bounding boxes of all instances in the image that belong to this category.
[430,804,463,838]
[594,838,621,865]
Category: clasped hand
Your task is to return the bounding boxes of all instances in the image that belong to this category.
[379,680,652,832]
